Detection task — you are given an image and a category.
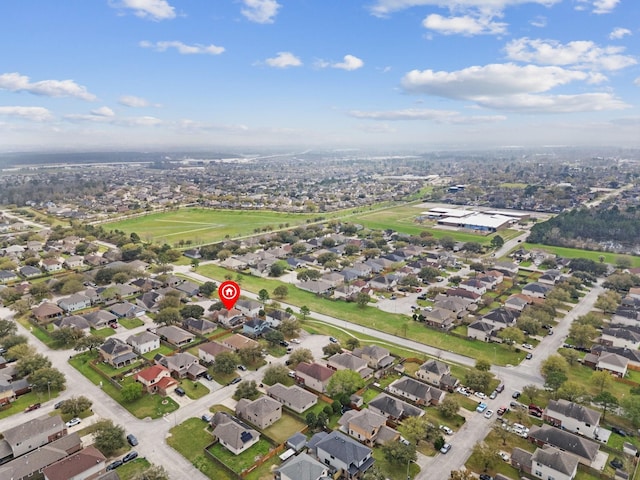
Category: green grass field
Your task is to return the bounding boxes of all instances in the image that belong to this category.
[523,243,640,267]
[104,208,315,245]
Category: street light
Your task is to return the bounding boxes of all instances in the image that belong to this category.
[47,381,51,401]
[406,459,416,480]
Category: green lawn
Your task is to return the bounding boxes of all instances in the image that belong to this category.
[0,389,62,419]
[110,457,151,479]
[104,208,316,246]
[465,429,535,478]
[142,344,175,360]
[118,317,145,329]
[15,315,59,348]
[262,412,306,444]
[167,418,233,480]
[180,379,210,400]
[207,439,272,474]
[92,327,116,338]
[373,448,420,479]
[523,243,640,267]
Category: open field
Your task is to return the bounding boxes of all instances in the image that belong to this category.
[104,208,316,245]
[523,243,640,267]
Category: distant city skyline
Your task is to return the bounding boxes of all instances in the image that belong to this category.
[1,0,639,152]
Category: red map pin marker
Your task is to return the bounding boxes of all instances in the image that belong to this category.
[218,281,241,310]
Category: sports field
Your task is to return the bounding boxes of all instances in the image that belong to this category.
[104,208,315,245]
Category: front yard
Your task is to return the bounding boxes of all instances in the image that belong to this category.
[207,439,272,475]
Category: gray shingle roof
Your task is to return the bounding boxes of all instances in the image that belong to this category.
[532,446,579,476]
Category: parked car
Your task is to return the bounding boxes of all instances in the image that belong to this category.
[529,404,543,417]
[512,391,521,399]
[495,383,505,393]
[474,391,487,400]
[279,340,289,347]
[237,365,247,371]
[499,452,510,462]
[126,434,138,446]
[290,338,300,344]
[612,427,628,437]
[476,402,488,413]
[525,353,533,360]
[484,409,494,419]
[439,425,453,435]
[106,460,123,471]
[229,377,242,385]
[329,337,338,343]
[203,373,213,381]
[479,474,493,480]
[417,294,427,300]
[440,443,452,454]
[66,417,81,428]
[610,458,624,470]
[497,406,509,416]
[122,451,138,463]
[522,343,533,349]
[489,390,498,399]
[175,387,186,396]
[201,414,213,422]
[53,401,64,409]
[24,403,41,413]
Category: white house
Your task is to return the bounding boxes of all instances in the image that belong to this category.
[544,399,601,440]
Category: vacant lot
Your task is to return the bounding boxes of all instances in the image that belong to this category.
[104,208,315,245]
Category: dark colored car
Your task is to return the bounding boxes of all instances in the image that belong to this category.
[175,387,186,396]
[512,391,521,399]
[24,403,41,413]
[122,451,138,463]
[53,401,64,409]
[612,427,627,437]
[479,475,493,480]
[279,340,289,347]
[203,373,213,381]
[126,434,138,446]
[525,352,533,360]
[106,460,123,471]
[229,377,242,385]
[610,458,624,470]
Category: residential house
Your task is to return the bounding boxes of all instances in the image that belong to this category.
[275,453,329,480]
[236,396,282,429]
[295,362,334,393]
[214,308,246,328]
[82,310,117,329]
[267,383,318,414]
[446,287,481,303]
[264,309,294,327]
[544,399,601,440]
[109,301,145,318]
[57,294,91,313]
[155,325,195,346]
[136,291,163,312]
[596,352,628,377]
[327,353,373,379]
[492,261,519,276]
[0,375,31,405]
[98,338,137,368]
[368,274,397,291]
[528,425,600,466]
[368,393,424,422]
[242,318,271,338]
[63,255,84,270]
[212,413,260,455]
[42,258,63,273]
[423,308,455,330]
[338,408,399,446]
[42,445,106,480]
[157,352,206,379]
[176,281,200,297]
[297,280,333,296]
[387,377,446,406]
[522,282,552,299]
[591,345,640,369]
[222,334,260,352]
[481,307,520,330]
[134,364,178,395]
[312,431,374,480]
[0,414,67,458]
[505,294,530,312]
[19,265,41,278]
[235,299,262,317]
[538,269,563,285]
[32,302,64,324]
[126,331,161,354]
[416,359,452,387]
[458,278,487,295]
[600,326,640,349]
[0,433,82,480]
[352,345,394,370]
[529,446,579,480]
[52,315,91,334]
[198,341,233,364]
[183,317,217,336]
[467,320,495,342]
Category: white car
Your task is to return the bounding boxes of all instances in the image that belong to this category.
[522,343,533,349]
[290,338,300,344]
[484,409,494,419]
[474,391,487,400]
[439,425,453,435]
[499,452,510,462]
[66,417,81,428]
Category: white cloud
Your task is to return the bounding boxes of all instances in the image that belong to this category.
[609,27,631,40]
[348,108,506,123]
[475,92,628,112]
[505,38,636,71]
[65,112,162,126]
[0,72,96,101]
[91,107,115,117]
[635,77,640,86]
[111,0,176,21]
[119,95,156,107]
[530,15,547,27]
[576,0,619,14]
[401,63,592,98]
[369,0,561,17]
[264,52,302,68]
[332,55,364,71]
[241,0,281,24]
[422,13,507,35]
[139,40,225,55]
[0,106,53,121]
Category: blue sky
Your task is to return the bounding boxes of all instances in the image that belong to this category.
[1,0,639,152]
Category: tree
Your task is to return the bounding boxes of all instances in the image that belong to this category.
[595,290,621,314]
[322,343,342,356]
[464,370,492,393]
[50,327,84,348]
[16,354,52,378]
[355,292,370,308]
[273,285,289,299]
[131,465,170,480]
[559,348,581,366]
[279,318,300,337]
[490,235,504,249]
[93,420,126,456]
[200,281,217,297]
[545,370,568,393]
[262,365,290,386]
[7,343,35,361]
[213,352,240,375]
[234,380,259,400]
[522,385,542,404]
[492,422,510,446]
[418,266,440,282]
[475,359,491,372]
[346,337,360,350]
[74,335,104,352]
[288,348,313,368]
[30,367,66,393]
[158,293,181,310]
[179,304,204,319]
[450,470,475,480]
[472,442,498,472]
[326,369,365,397]
[569,323,597,348]
[238,345,264,365]
[398,415,431,444]
[594,391,618,421]
[305,412,317,428]
[60,396,93,417]
[362,466,386,480]
[380,441,416,466]
[438,397,460,419]
[557,381,587,402]
[591,370,614,393]
[497,326,525,346]
[622,396,640,427]
[264,329,285,347]
[0,334,28,350]
[121,382,143,403]
[0,319,17,338]
[258,289,270,303]
[541,355,569,381]
[155,307,182,326]
[299,305,310,320]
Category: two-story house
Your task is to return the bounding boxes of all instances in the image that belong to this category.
[126,331,161,354]
[134,364,178,395]
[311,431,374,480]
[267,383,318,414]
[544,399,601,440]
[295,362,334,393]
[236,396,282,429]
[338,408,399,447]
[98,338,137,368]
[387,377,446,406]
